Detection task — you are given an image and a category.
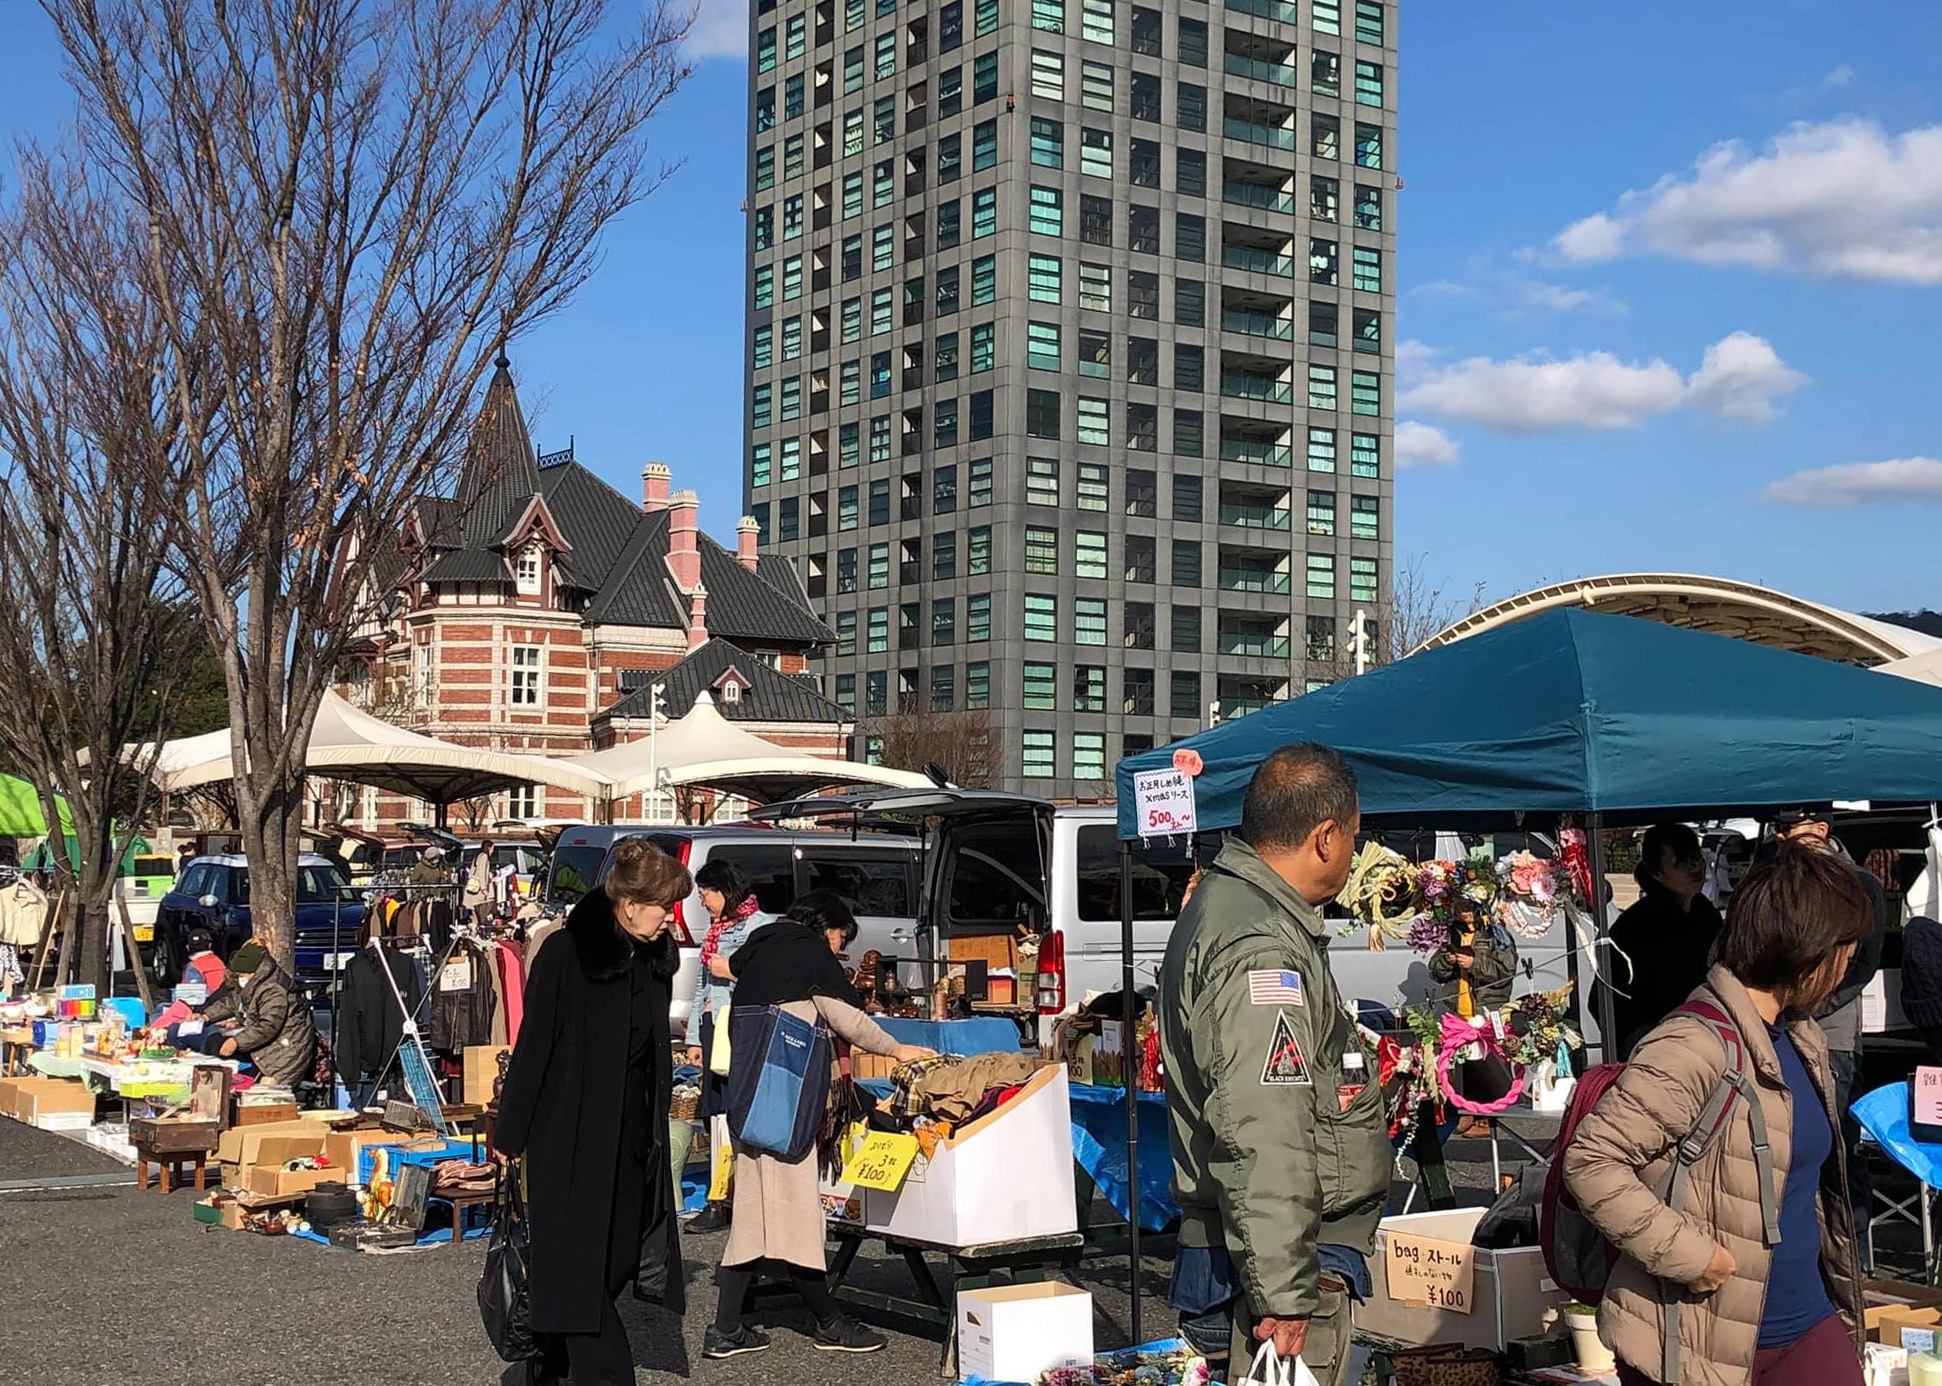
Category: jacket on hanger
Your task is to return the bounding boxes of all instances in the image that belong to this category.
[338,944,427,1081]
[0,878,50,947]
[427,938,497,1052]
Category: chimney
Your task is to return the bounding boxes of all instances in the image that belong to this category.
[686,583,710,651]
[666,488,701,591]
[736,515,761,572]
[641,461,672,513]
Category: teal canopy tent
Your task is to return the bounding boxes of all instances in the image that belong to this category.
[1116,608,1942,838]
[0,775,74,838]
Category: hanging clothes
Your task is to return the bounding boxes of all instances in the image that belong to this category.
[339,943,427,1081]
[0,877,50,947]
[497,942,528,1047]
[427,938,497,1052]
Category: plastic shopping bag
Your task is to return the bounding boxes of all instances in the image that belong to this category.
[708,1003,733,1077]
[1241,1341,1322,1386]
[707,1113,735,1202]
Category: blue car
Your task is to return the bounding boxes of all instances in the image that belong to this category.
[155,853,367,991]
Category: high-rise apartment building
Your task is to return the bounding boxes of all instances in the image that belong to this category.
[744,0,1396,796]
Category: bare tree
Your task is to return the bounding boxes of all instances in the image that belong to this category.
[42,0,691,968]
[864,708,1001,789]
[1382,555,1490,663]
[0,153,209,989]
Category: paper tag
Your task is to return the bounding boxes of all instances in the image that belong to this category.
[1386,1233,1476,1314]
[1132,767,1196,838]
[439,957,473,992]
[176,1020,205,1038]
[840,1132,921,1191]
[1902,1327,1937,1355]
[1916,1068,1942,1129]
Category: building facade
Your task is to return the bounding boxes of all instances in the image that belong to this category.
[743,0,1398,795]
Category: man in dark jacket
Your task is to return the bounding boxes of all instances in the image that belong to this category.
[200,940,317,1089]
[1158,744,1390,1385]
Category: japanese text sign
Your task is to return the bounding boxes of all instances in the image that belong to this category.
[1385,1232,1476,1315]
[1132,768,1197,838]
[840,1131,921,1191]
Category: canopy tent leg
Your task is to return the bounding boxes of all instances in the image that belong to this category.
[1586,814,1618,1061]
[1119,839,1142,1346]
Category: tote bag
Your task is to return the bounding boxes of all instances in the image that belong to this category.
[477,1164,538,1362]
[725,1004,832,1162]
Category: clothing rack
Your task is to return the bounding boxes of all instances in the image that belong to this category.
[326,880,459,1099]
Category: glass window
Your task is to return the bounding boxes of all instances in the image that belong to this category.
[869,543,889,586]
[1031,48,1065,99]
[1027,456,1059,504]
[1177,82,1206,132]
[1308,427,1337,472]
[972,187,997,238]
[1079,261,1110,311]
[973,118,998,169]
[966,661,991,708]
[1072,731,1106,781]
[1025,524,1059,574]
[1076,463,1108,511]
[753,323,772,369]
[752,382,772,428]
[1176,277,1205,326]
[933,597,957,645]
[1353,306,1381,353]
[751,442,772,486]
[1025,592,1057,641]
[754,145,775,191]
[1308,364,1338,410]
[841,296,862,341]
[931,664,956,712]
[971,254,996,303]
[939,65,963,116]
[1312,50,1340,96]
[1075,597,1107,645]
[835,673,856,713]
[780,377,801,420]
[1351,369,1381,415]
[1027,321,1061,370]
[1032,0,1063,30]
[974,52,999,104]
[840,422,860,466]
[1170,604,1200,653]
[1022,730,1056,779]
[975,0,999,34]
[1080,128,1112,179]
[934,396,958,446]
[844,45,865,91]
[1075,530,1107,578]
[786,12,806,57]
[1310,300,1339,348]
[754,265,773,309]
[941,0,964,49]
[971,322,995,371]
[757,26,777,71]
[835,610,857,654]
[936,266,959,315]
[1351,432,1380,477]
[969,526,992,578]
[1023,662,1057,709]
[785,73,805,118]
[1307,490,1336,537]
[1313,113,1340,160]
[1311,237,1339,285]
[782,254,803,299]
[969,592,992,640]
[1175,212,1205,263]
[1074,666,1107,714]
[1028,253,1062,302]
[935,331,959,378]
[1076,396,1109,445]
[1174,342,1204,391]
[1356,1,1384,44]
[1081,0,1113,43]
[784,133,803,179]
[938,133,961,184]
[1355,122,1383,169]
[933,529,958,577]
[1080,60,1114,110]
[1170,671,1199,720]
[1312,175,1339,223]
[870,413,892,461]
[1078,328,1109,377]
[867,609,889,653]
[871,223,893,270]
[874,95,896,143]
[756,86,775,132]
[1352,245,1382,292]
[970,461,993,507]
[1177,147,1206,198]
[1029,185,1063,236]
[1351,494,1379,540]
[1171,538,1202,586]
[1306,553,1336,599]
[1355,184,1383,231]
[1313,0,1340,32]
[1173,407,1204,456]
[1030,117,1063,167]
[839,485,860,529]
[1354,60,1383,107]
[875,31,897,77]
[1351,555,1378,603]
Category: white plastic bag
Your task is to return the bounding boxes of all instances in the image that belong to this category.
[1241,1340,1322,1386]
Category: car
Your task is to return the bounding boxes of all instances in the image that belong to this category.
[114,852,179,947]
[541,824,922,1034]
[154,853,366,991]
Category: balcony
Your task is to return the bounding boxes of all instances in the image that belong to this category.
[1221,244,1293,277]
[1224,0,1298,21]
[1223,116,1296,151]
[1223,181,1295,214]
[1222,308,1292,340]
[1220,436,1292,467]
[1220,631,1291,659]
[1224,52,1299,87]
[1219,500,1291,530]
[1220,563,1291,595]
[1221,372,1293,405]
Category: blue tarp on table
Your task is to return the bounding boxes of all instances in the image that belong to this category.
[1115,607,1942,837]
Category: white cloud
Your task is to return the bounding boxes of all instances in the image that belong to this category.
[684,0,749,58]
[1552,119,1942,284]
[1822,64,1855,90]
[1397,333,1804,434]
[1394,421,1460,468]
[1766,457,1942,507]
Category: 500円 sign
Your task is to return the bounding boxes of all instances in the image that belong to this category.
[1385,1232,1476,1314]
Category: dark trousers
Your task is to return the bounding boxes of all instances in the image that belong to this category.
[1618,1314,1861,1386]
[714,1261,841,1333]
[1828,1046,1872,1260]
[536,1147,646,1383]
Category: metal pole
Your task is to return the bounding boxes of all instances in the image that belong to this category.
[1119,838,1141,1346]
[1585,814,1617,1060]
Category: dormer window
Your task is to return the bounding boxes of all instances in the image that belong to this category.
[722,680,742,706]
[515,546,542,595]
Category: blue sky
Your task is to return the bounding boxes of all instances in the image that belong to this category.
[2,0,1939,614]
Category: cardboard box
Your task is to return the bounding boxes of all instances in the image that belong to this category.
[246,1163,337,1199]
[34,1110,95,1133]
[852,1052,900,1081]
[1876,1305,1942,1345]
[862,1066,1078,1246]
[1867,1280,1942,1335]
[325,1128,399,1178]
[215,1115,333,1167]
[957,1282,1094,1384]
[231,1101,299,1127]
[464,1046,511,1106]
[3,1077,95,1123]
[1359,1208,1575,1351]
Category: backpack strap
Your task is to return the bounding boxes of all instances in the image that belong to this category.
[1657,997,1778,1386]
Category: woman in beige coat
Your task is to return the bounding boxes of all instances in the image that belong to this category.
[702,891,931,1360]
[1563,846,1872,1386]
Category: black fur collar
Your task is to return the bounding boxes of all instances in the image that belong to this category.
[563,890,678,983]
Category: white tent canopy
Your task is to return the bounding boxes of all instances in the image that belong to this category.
[142,691,611,801]
[561,692,933,801]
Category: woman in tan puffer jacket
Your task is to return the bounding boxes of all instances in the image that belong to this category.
[1563,846,1872,1386]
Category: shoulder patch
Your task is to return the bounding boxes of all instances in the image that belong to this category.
[1260,1009,1312,1086]
[1247,968,1305,1006]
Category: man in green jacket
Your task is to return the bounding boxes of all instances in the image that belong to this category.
[1159,744,1390,1384]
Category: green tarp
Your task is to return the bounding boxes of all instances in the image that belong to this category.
[1117,608,1942,837]
[22,833,150,875]
[0,775,73,838]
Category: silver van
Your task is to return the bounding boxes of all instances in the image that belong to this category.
[541,824,923,1033]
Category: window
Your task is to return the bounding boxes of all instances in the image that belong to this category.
[753,382,773,428]
[1030,117,1063,168]
[1029,185,1063,236]
[780,377,801,421]
[510,646,543,707]
[934,396,958,446]
[1307,489,1336,536]
[757,26,778,71]
[842,167,863,215]
[970,389,993,438]
[1075,597,1107,645]
[973,118,998,169]
[1079,193,1112,246]
[1174,343,1204,392]
[1308,364,1338,410]
[1074,665,1106,713]
[867,607,890,653]
[1126,468,1156,516]
[1031,48,1065,99]
[785,73,805,117]
[1076,396,1109,445]
[974,52,999,104]
[1080,59,1113,112]
[933,529,958,578]
[1025,593,1057,641]
[1354,60,1383,107]
[969,525,992,574]
[970,461,993,508]
[935,331,959,379]
[777,494,800,540]
[870,413,892,461]
[870,224,892,271]
[1312,49,1340,95]
[1171,605,1200,653]
[1351,369,1381,415]
[1126,601,1156,649]
[869,287,892,334]
[1306,614,1336,663]
[936,266,959,315]
[515,547,542,595]
[782,254,803,299]
[1025,524,1059,573]
[873,95,896,144]
[1072,731,1106,781]
[868,543,890,588]
[1173,407,1204,456]
[1022,730,1056,779]
[1080,128,1112,179]
[1125,534,1155,582]
[1356,1,1384,44]
[844,45,865,91]
[933,597,957,645]
[941,0,964,49]
[1352,245,1382,293]
[1177,82,1206,132]
[1076,463,1108,510]
[1124,666,1155,716]
[968,592,992,640]
[1310,301,1338,348]
[1172,472,1202,522]
[839,296,861,343]
[1349,494,1381,540]
[931,664,956,711]
[1076,328,1110,377]
[1131,4,1160,53]
[1312,175,1339,223]
[937,200,961,247]
[1032,0,1063,29]
[1023,661,1057,709]
[841,233,862,281]
[1353,306,1382,353]
[754,265,774,309]
[787,12,806,57]
[1355,184,1383,231]
[1308,427,1337,472]
[866,671,886,714]
[1175,277,1204,326]
[753,323,773,370]
[752,442,772,486]
[1028,253,1062,302]
[782,315,802,359]
[939,65,963,116]
[975,0,998,34]
[971,254,996,303]
[1026,388,1060,439]
[753,204,774,250]
[756,86,775,132]
[971,322,995,372]
[1351,432,1380,478]
[1311,237,1339,285]
[1079,261,1111,311]
[1075,530,1107,578]
[835,672,855,715]
[755,145,775,191]
[1351,555,1378,603]
[1131,69,1160,121]
[1355,122,1383,169]
[1081,0,1113,43]
[1027,321,1061,370]
[966,661,991,708]
[971,187,997,239]
[1128,399,1157,448]
[836,548,859,592]
[1306,553,1335,599]
[1176,147,1206,198]
[1129,136,1161,188]
[933,465,959,516]
[875,30,897,77]
[839,485,860,531]
[1128,269,1159,317]
[1027,455,1060,504]
[1313,0,1340,31]
[784,133,803,179]
[1171,538,1202,586]
[840,422,860,467]
[1313,113,1340,160]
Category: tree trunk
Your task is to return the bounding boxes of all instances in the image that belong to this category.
[236,767,308,976]
[77,898,111,996]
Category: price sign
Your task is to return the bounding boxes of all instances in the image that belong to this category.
[1385,1232,1476,1315]
[1913,1067,1942,1142]
[840,1131,921,1191]
[1133,768,1197,838]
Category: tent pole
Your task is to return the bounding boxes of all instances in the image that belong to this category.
[1585,814,1618,1061]
[1119,838,1141,1345]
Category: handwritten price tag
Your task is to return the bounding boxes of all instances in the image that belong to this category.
[839,1131,921,1191]
[1385,1232,1476,1315]
[1132,768,1197,838]
[1914,1067,1942,1132]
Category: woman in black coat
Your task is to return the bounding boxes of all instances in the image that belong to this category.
[1600,822,1724,1061]
[494,839,693,1385]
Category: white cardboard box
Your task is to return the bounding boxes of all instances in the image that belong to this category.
[862,1066,1078,1246]
[1360,1207,1575,1351]
[957,1282,1094,1384]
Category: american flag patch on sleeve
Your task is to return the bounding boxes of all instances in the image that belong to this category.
[1247,969,1305,1006]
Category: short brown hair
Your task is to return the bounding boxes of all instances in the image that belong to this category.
[603,837,693,907]
[1716,844,1871,999]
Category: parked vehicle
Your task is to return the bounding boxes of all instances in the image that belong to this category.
[113,853,178,945]
[541,823,922,1033]
[154,853,365,991]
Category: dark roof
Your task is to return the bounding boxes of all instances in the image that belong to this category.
[697,537,831,644]
[583,508,686,627]
[599,638,849,726]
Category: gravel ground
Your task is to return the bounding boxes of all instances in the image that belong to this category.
[0,1111,129,1183]
[0,1114,1527,1386]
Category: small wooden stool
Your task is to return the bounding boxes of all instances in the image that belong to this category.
[441,1188,497,1245]
[133,1142,210,1194]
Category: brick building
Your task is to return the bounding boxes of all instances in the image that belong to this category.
[333,356,847,831]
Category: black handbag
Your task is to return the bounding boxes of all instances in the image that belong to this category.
[477,1164,539,1362]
